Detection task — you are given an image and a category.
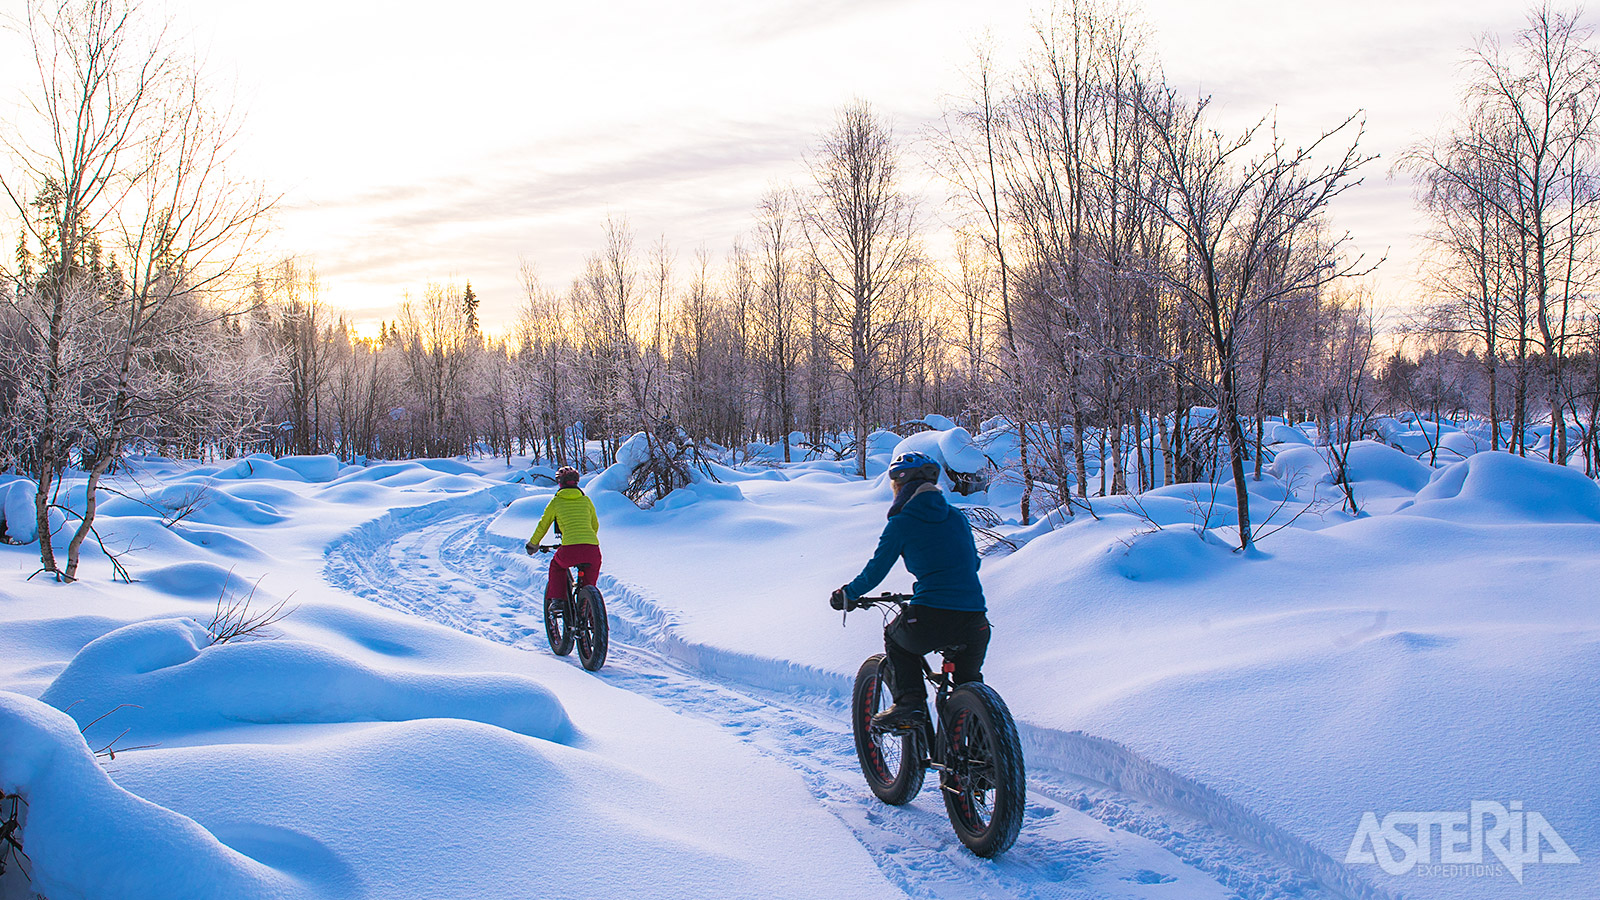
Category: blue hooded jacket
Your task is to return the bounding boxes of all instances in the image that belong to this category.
[846,485,986,612]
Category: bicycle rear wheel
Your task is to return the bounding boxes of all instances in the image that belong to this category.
[851,654,926,805]
[940,683,1025,857]
[574,584,608,671]
[544,592,574,656]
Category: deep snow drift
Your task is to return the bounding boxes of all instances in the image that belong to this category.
[2,435,1596,900]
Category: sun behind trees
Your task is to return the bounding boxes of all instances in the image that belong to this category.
[238,2,1383,553]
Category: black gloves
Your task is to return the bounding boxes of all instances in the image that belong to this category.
[830,586,858,611]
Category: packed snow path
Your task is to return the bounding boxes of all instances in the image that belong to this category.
[325,498,1347,900]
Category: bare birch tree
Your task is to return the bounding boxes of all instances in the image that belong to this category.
[1138,90,1372,549]
[2,0,271,579]
[803,101,920,478]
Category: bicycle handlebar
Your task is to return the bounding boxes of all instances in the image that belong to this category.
[852,591,912,610]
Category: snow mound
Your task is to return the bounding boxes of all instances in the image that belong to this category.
[1267,423,1311,446]
[40,619,573,746]
[972,421,1022,470]
[1112,525,1240,582]
[1270,440,1432,496]
[326,459,479,488]
[494,464,559,485]
[3,478,43,543]
[272,455,346,482]
[659,476,743,507]
[139,561,261,599]
[1435,429,1486,461]
[0,691,307,900]
[407,473,488,492]
[167,525,267,559]
[218,481,311,511]
[865,430,900,455]
[315,481,396,505]
[99,482,287,527]
[1397,452,1600,524]
[1098,491,1235,530]
[209,457,311,482]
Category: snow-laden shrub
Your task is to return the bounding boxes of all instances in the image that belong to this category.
[591,429,735,507]
[890,427,995,494]
[3,480,38,543]
[1,480,63,545]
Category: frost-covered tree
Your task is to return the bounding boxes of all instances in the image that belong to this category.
[0,0,271,579]
[803,101,921,478]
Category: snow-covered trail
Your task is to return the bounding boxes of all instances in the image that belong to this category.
[324,497,1345,900]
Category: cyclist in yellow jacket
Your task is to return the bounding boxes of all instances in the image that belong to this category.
[525,466,601,603]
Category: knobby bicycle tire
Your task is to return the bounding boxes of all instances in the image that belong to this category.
[574,584,608,671]
[851,654,926,805]
[940,683,1025,857]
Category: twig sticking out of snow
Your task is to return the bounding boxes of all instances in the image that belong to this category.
[207,572,296,644]
[0,791,31,882]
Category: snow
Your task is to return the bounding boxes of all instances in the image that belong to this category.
[40,617,574,745]
[0,691,303,900]
[2,439,1597,900]
[1270,440,1434,514]
[3,480,39,544]
[1397,450,1600,524]
[891,426,991,475]
[1268,423,1312,446]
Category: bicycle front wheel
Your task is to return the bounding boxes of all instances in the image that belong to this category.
[851,654,926,805]
[545,593,574,657]
[940,683,1025,857]
[574,584,608,671]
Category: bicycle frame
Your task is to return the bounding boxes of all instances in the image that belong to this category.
[537,544,608,671]
[537,545,592,605]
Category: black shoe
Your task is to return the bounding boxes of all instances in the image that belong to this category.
[871,702,927,732]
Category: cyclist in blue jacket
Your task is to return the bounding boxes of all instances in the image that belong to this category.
[832,450,991,730]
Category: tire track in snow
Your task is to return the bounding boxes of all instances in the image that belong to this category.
[325,495,1362,900]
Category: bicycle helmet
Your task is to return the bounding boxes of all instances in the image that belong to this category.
[887,451,940,485]
[556,466,580,488]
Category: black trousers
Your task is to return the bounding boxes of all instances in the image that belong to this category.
[884,605,991,706]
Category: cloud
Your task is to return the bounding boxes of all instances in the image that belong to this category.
[270,116,829,330]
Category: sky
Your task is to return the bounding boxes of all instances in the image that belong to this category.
[0,0,1543,335]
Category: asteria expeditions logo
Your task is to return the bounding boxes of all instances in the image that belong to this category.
[1346,801,1580,884]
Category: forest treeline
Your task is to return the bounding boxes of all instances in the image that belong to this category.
[4,1,1600,579]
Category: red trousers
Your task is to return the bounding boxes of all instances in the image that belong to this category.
[546,543,602,601]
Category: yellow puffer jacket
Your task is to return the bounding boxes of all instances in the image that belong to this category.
[528,487,599,546]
